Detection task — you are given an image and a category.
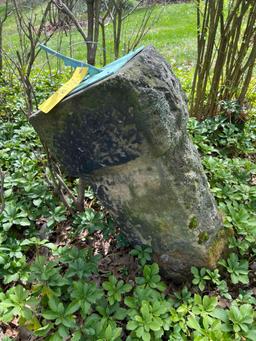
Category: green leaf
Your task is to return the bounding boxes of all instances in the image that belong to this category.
[202,295,217,311]
[3,222,12,231]
[48,297,59,313]
[142,331,151,341]
[4,273,19,284]
[191,266,199,277]
[122,283,133,293]
[229,305,241,322]
[113,307,127,320]
[247,329,256,341]
[34,324,52,337]
[194,294,201,306]
[42,310,59,320]
[187,315,201,331]
[141,302,150,321]
[33,198,42,207]
[105,325,112,340]
[150,319,162,331]
[71,331,82,341]
[17,218,30,226]
[58,325,69,338]
[102,282,112,291]
[65,301,80,316]
[127,320,138,331]
[62,316,76,328]
[81,301,91,316]
[210,308,228,322]
[49,332,62,341]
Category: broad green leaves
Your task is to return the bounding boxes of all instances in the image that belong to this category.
[136,263,166,292]
[219,253,249,285]
[103,275,132,305]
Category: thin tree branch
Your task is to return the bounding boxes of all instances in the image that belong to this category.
[0,169,5,214]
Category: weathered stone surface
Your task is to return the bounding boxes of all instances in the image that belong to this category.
[30,46,226,280]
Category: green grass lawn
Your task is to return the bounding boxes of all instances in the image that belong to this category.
[127,3,197,65]
[2,2,197,69]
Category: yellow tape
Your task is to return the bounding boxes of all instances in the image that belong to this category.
[38,67,88,113]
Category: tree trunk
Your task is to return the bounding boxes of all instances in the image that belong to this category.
[0,22,3,74]
[86,0,100,65]
[30,46,226,281]
[100,21,107,66]
[113,5,122,59]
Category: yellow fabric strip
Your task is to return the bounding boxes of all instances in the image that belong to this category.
[38,67,88,113]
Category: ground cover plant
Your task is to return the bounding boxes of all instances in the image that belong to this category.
[1,66,256,340]
[0,1,256,340]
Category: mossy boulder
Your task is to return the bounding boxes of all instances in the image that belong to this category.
[30,46,226,280]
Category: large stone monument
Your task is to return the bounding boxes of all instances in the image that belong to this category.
[30,46,226,280]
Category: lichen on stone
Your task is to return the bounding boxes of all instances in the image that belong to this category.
[198,231,209,244]
[189,216,198,229]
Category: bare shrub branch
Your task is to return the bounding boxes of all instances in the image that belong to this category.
[191,0,256,119]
